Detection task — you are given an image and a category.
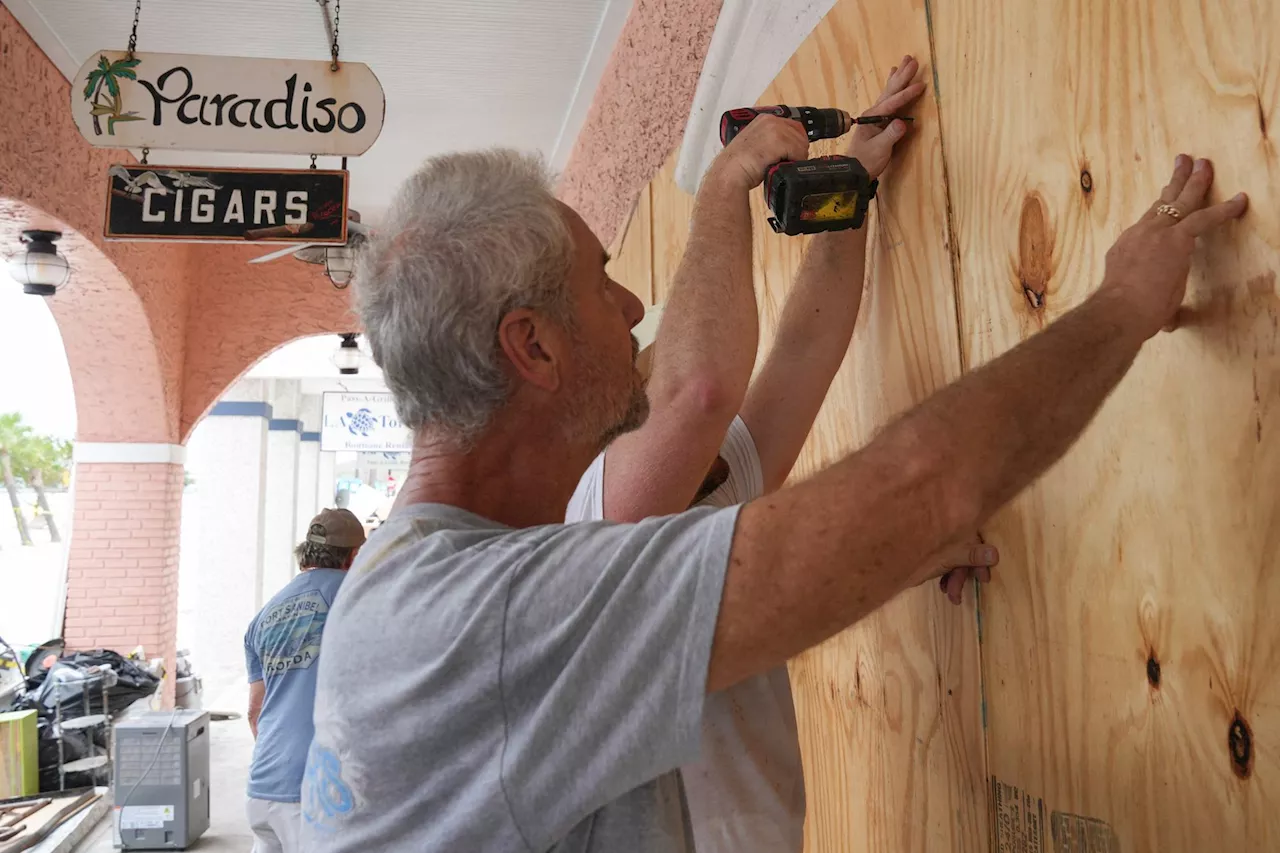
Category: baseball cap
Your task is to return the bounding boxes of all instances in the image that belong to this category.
[306,508,367,548]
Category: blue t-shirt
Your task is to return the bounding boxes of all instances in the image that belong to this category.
[245,568,346,802]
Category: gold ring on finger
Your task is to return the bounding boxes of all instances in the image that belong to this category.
[1156,203,1183,222]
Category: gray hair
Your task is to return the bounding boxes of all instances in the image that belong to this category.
[294,541,356,569]
[355,149,575,443]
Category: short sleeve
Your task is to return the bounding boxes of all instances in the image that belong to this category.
[498,505,738,848]
[565,452,606,522]
[701,416,765,507]
[244,627,263,684]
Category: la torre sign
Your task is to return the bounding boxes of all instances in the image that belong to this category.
[71,51,385,155]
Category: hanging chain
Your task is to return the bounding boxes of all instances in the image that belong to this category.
[330,0,341,70]
[310,154,318,170]
[127,0,141,59]
[140,146,149,165]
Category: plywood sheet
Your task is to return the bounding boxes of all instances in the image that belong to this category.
[607,183,655,306]
[649,152,699,306]
[744,2,987,849]
[932,0,1280,849]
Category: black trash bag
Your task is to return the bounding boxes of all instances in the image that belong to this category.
[19,649,159,717]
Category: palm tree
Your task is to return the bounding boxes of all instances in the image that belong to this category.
[82,55,143,136]
[0,414,34,547]
[19,436,70,543]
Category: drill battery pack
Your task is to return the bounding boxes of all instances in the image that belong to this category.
[762,155,878,236]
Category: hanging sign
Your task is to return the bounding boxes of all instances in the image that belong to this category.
[321,392,413,453]
[71,51,385,155]
[104,165,348,243]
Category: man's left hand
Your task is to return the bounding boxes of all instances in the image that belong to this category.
[920,540,999,605]
[847,55,927,180]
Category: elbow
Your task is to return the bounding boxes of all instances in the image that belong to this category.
[889,420,983,543]
[651,372,740,428]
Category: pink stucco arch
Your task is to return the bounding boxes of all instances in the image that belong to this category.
[3,6,356,693]
[0,199,171,442]
[2,6,357,442]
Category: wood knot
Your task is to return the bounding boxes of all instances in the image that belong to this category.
[1017,193,1053,312]
[1146,654,1160,688]
[1080,170,1093,193]
[1229,712,1253,779]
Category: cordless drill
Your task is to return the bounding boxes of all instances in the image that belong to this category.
[719,105,904,236]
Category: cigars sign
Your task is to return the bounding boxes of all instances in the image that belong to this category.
[104,166,348,244]
[71,51,384,155]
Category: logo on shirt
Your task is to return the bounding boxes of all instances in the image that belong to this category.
[256,589,330,675]
[303,743,355,831]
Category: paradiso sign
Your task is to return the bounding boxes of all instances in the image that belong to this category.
[70,51,385,155]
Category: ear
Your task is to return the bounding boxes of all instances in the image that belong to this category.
[497,308,564,392]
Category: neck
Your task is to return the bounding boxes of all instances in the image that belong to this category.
[394,406,597,528]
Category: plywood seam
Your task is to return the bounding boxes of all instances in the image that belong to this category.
[921,0,969,379]
[645,184,656,305]
[922,2,994,849]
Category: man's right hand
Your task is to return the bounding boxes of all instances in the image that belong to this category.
[708,114,810,191]
[1099,155,1248,339]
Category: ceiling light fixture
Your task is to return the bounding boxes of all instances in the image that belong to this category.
[325,245,355,288]
[332,332,362,375]
[8,230,70,296]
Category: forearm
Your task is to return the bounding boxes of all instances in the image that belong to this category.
[248,708,260,739]
[710,287,1147,690]
[740,223,870,490]
[647,167,757,415]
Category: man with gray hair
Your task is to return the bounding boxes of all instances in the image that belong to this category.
[301,92,1247,849]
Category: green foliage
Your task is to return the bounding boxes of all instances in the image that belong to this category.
[0,413,71,485]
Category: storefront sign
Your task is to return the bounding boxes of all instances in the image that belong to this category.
[321,392,412,453]
[71,51,385,155]
[104,165,348,243]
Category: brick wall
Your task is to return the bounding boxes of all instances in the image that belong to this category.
[63,462,184,706]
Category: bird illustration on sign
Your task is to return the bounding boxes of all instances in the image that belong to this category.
[107,165,169,195]
[82,54,143,135]
[160,171,224,190]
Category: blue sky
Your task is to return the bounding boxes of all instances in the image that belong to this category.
[0,281,76,440]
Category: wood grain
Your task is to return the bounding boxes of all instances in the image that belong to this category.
[648,151,699,305]
[607,182,655,306]
[751,3,988,850]
[932,0,1280,849]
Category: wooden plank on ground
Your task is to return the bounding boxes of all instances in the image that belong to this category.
[746,2,987,850]
[932,0,1280,848]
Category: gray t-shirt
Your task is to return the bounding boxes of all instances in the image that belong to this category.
[300,501,737,851]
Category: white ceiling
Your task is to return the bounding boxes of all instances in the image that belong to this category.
[8,0,631,222]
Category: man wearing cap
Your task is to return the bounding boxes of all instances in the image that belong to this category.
[244,508,366,853]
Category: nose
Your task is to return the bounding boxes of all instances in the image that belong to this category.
[612,280,646,329]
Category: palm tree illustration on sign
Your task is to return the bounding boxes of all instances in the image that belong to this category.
[82,54,143,135]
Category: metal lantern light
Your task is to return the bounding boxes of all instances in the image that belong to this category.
[8,230,70,296]
[332,333,362,375]
[325,245,355,288]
